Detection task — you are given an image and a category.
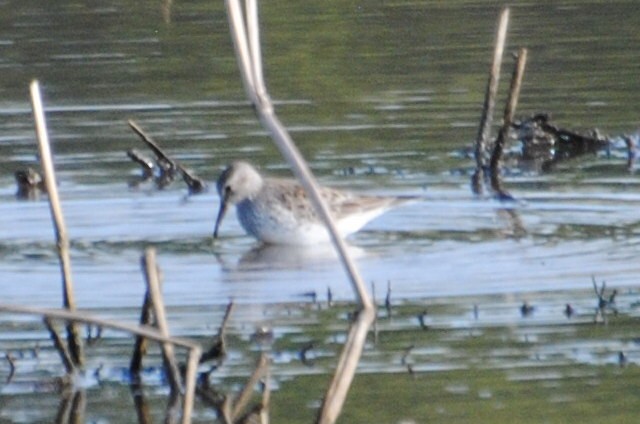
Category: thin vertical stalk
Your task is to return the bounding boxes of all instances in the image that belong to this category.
[29,80,84,367]
[182,346,201,424]
[141,248,182,394]
[472,7,510,195]
[490,48,528,198]
[316,308,375,424]
[226,0,257,100]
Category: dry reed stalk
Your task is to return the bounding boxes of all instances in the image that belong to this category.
[141,248,183,395]
[489,48,528,198]
[231,353,269,420]
[224,0,373,311]
[472,7,510,195]
[69,389,86,424]
[182,347,201,424]
[260,368,271,424]
[29,80,85,368]
[316,308,375,424]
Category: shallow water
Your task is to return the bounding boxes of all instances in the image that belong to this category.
[1,0,640,422]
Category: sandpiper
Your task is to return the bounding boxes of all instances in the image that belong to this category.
[213,161,413,245]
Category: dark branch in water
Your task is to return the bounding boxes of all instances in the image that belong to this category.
[385,280,392,318]
[401,345,414,366]
[200,301,235,365]
[85,324,103,347]
[14,167,47,199]
[591,276,618,324]
[624,135,637,172]
[417,310,429,330]
[130,285,154,379]
[127,120,206,194]
[511,114,610,172]
[300,342,316,367]
[44,318,76,375]
[5,352,16,384]
[127,149,155,180]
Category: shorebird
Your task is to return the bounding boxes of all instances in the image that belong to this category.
[213,161,413,245]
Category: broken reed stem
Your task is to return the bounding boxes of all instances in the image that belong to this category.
[261,369,271,424]
[218,301,234,339]
[141,248,183,395]
[199,300,235,364]
[472,7,510,195]
[128,120,205,193]
[29,80,85,368]
[224,0,373,311]
[316,307,375,424]
[489,48,528,198]
[232,353,268,420]
[44,317,75,374]
[131,382,153,424]
[130,289,154,377]
[182,347,201,424]
[70,389,86,424]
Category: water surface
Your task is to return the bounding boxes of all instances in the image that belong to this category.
[1,0,640,422]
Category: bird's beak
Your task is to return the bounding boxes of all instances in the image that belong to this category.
[213,193,228,239]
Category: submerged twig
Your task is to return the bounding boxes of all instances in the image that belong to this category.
[472,7,510,195]
[30,80,84,369]
[385,280,392,318]
[5,353,16,384]
[300,342,315,367]
[591,276,618,324]
[44,318,76,375]
[624,135,637,172]
[400,345,414,366]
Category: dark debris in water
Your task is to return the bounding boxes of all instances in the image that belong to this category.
[126,120,207,195]
[14,167,46,200]
[511,113,612,172]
